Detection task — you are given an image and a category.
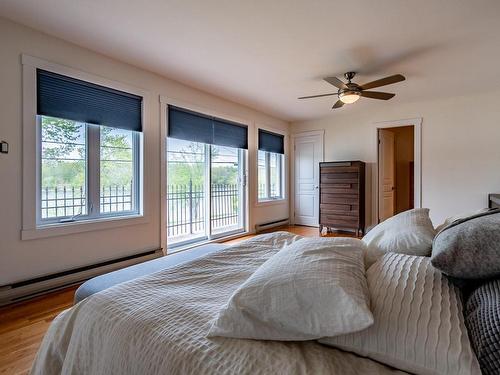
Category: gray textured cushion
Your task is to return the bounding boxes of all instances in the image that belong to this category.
[431,209,500,279]
[465,279,500,375]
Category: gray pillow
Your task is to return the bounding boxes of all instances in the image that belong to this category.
[431,209,500,279]
[464,279,500,375]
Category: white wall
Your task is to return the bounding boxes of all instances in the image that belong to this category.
[0,17,289,285]
[291,91,500,227]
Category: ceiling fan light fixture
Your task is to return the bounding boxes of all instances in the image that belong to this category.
[339,91,360,104]
[298,71,404,109]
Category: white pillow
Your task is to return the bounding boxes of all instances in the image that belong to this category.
[363,208,435,267]
[319,253,481,375]
[207,237,373,341]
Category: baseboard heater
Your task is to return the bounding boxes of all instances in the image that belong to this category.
[255,218,289,233]
[0,249,162,306]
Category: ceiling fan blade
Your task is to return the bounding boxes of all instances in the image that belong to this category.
[324,77,347,89]
[332,100,344,109]
[298,93,337,99]
[359,74,405,90]
[360,91,395,100]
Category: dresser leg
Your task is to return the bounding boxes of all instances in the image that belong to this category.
[319,225,323,236]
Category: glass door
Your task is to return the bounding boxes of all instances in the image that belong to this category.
[210,145,245,237]
[167,138,207,246]
[167,138,246,248]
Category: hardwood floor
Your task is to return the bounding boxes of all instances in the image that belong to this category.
[0,225,353,374]
[0,286,78,375]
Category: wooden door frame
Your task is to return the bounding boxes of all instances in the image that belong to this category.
[290,130,325,225]
[374,118,422,224]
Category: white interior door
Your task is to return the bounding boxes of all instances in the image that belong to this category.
[378,129,395,222]
[294,133,323,226]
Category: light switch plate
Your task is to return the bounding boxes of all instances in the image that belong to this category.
[0,141,8,154]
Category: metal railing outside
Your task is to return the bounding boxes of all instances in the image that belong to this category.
[167,181,240,239]
[41,182,133,219]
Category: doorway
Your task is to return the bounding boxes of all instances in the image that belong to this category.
[292,131,324,226]
[378,126,415,222]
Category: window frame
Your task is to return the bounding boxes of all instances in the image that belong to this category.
[257,150,285,202]
[160,97,251,252]
[256,126,287,205]
[36,120,141,226]
[22,55,149,240]
[165,130,248,250]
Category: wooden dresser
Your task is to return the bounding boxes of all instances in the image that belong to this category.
[319,161,365,236]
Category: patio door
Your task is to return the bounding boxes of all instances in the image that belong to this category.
[210,144,246,237]
[166,138,246,248]
[166,106,248,248]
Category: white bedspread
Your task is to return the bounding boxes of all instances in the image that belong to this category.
[31,232,407,375]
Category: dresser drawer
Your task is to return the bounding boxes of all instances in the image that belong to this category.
[320,214,359,227]
[320,172,359,184]
[320,183,359,194]
[320,204,359,216]
[320,166,360,174]
[321,194,359,205]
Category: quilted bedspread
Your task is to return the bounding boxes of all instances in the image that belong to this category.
[31,232,407,375]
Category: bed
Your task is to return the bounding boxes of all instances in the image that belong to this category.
[74,243,229,303]
[31,232,406,375]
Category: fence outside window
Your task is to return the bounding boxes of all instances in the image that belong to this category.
[41,186,87,219]
[40,182,133,219]
[166,181,240,240]
[41,182,276,230]
[40,181,240,237]
[258,184,279,200]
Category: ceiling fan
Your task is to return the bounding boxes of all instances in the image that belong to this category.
[298,72,405,109]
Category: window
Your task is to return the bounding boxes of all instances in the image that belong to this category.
[258,150,283,200]
[36,68,143,226]
[257,129,285,201]
[39,117,140,224]
[100,126,138,214]
[40,116,88,219]
[166,106,247,248]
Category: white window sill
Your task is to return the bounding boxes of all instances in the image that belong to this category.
[255,198,287,207]
[21,214,149,240]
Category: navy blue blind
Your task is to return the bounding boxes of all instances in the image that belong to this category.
[168,106,248,149]
[37,69,143,132]
[258,129,284,154]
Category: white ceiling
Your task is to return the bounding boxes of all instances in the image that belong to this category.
[1,0,500,122]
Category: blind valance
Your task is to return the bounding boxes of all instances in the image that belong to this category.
[258,129,284,154]
[168,106,248,149]
[37,69,143,132]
